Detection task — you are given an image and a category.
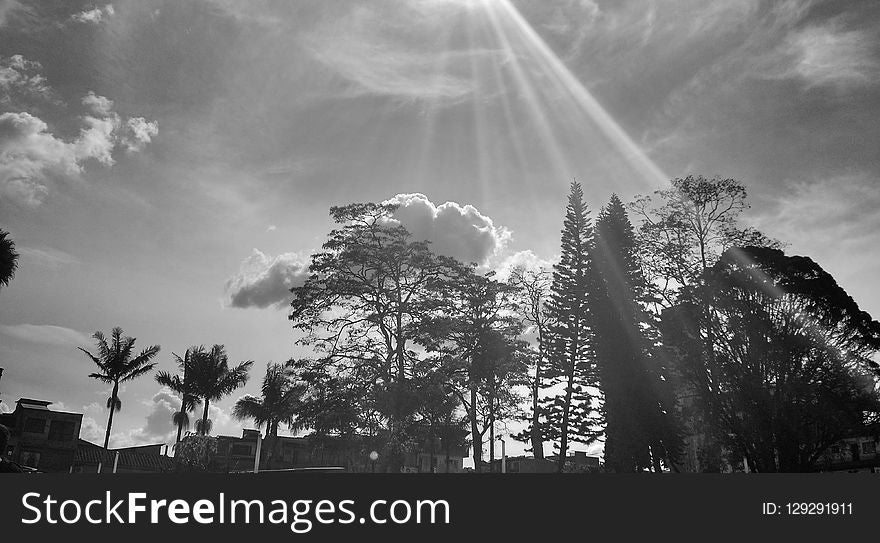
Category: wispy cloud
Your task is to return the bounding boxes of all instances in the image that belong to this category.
[17,246,80,268]
[70,4,115,25]
[0,323,92,347]
[752,22,880,91]
[301,2,503,103]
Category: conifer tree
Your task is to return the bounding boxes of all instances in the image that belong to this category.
[542,182,600,472]
[592,194,680,472]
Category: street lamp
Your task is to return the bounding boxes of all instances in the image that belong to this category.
[369,450,378,473]
[496,437,506,473]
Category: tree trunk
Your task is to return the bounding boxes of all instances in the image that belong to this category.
[103,382,119,449]
[201,399,210,435]
[469,386,482,472]
[558,371,575,473]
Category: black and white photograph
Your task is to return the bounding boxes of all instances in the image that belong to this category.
[1,0,879,538]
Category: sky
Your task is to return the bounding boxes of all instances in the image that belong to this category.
[1,0,879,462]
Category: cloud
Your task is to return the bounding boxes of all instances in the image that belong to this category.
[70,4,115,25]
[0,323,92,347]
[0,55,51,106]
[752,22,880,91]
[225,249,310,309]
[385,193,511,265]
[16,246,80,268]
[301,2,502,102]
[0,72,159,206]
[492,249,555,281]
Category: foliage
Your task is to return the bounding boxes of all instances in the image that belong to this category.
[630,175,781,307]
[173,434,218,473]
[188,344,252,435]
[156,347,202,443]
[79,327,160,448]
[542,181,601,471]
[0,228,19,290]
[591,194,682,472]
[664,246,880,472]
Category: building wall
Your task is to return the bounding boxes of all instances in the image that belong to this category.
[3,403,82,472]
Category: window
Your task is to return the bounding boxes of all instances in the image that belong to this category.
[48,420,75,442]
[861,441,877,455]
[23,417,46,434]
[20,451,40,468]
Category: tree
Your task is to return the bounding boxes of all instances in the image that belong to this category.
[188,344,252,435]
[233,361,305,469]
[664,246,880,472]
[509,265,553,459]
[78,327,161,448]
[290,202,459,471]
[155,347,202,444]
[421,267,524,472]
[592,194,681,472]
[543,181,600,472]
[630,176,780,308]
[0,228,19,290]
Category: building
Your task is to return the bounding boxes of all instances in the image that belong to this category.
[73,440,175,473]
[0,398,82,472]
[548,451,602,473]
[815,428,880,473]
[491,455,557,473]
[213,429,466,473]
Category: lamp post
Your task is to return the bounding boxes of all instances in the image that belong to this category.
[369,450,378,473]
[496,437,506,473]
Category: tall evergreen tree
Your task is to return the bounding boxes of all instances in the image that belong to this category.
[592,194,680,472]
[543,182,600,472]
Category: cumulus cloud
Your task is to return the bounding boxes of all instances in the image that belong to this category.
[70,4,115,25]
[0,323,92,347]
[225,249,310,309]
[0,63,159,206]
[0,55,51,106]
[385,193,511,265]
[492,249,556,281]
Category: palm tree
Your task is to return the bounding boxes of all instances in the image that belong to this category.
[0,229,19,290]
[155,347,202,444]
[79,327,161,448]
[233,361,304,468]
[188,344,252,435]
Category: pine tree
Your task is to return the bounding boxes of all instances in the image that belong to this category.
[542,182,600,472]
[592,194,681,472]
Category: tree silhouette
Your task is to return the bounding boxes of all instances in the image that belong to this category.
[663,247,880,472]
[0,229,19,290]
[188,345,252,435]
[290,202,459,471]
[79,327,160,448]
[155,347,202,444]
[592,194,681,472]
[233,361,304,469]
[543,181,600,472]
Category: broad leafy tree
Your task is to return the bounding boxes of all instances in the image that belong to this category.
[663,247,880,472]
[290,202,460,471]
[79,327,161,448]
